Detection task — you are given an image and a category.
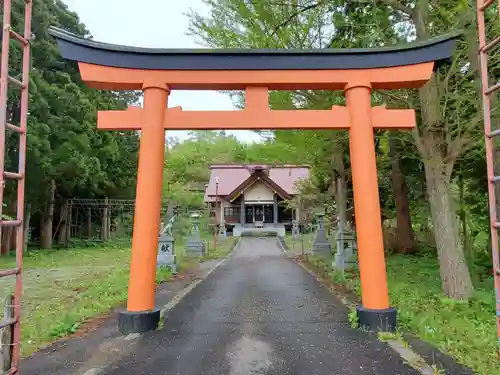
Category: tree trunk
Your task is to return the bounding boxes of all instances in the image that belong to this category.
[40,180,56,249]
[425,162,473,299]
[457,173,471,262]
[388,133,416,254]
[101,197,109,241]
[410,2,473,299]
[415,79,474,299]
[336,175,346,228]
[57,200,69,246]
[0,227,12,256]
[336,174,347,253]
[107,207,111,239]
[416,80,474,299]
[87,207,92,237]
[329,141,349,228]
[66,202,72,244]
[8,227,15,252]
[23,203,31,252]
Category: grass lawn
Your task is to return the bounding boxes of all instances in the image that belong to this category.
[385,255,498,374]
[202,235,237,260]
[0,236,235,357]
[284,232,315,254]
[286,234,500,374]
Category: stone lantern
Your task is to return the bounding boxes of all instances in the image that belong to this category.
[185,212,206,257]
[312,211,331,256]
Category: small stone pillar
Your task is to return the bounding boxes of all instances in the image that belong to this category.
[185,212,206,257]
[345,233,358,270]
[157,233,176,274]
[335,229,345,270]
[292,219,299,240]
[335,231,359,271]
[218,220,227,239]
[312,212,331,257]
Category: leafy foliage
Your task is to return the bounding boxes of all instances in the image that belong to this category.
[1,0,140,246]
[186,0,500,299]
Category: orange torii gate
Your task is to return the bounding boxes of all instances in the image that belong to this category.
[49,27,460,334]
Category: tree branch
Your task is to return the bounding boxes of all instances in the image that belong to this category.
[269,1,326,37]
[374,89,412,107]
[378,0,414,17]
[350,0,414,18]
[412,127,426,156]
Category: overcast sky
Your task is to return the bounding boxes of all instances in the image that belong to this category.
[61,0,262,143]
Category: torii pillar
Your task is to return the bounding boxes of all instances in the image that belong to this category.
[48,26,460,334]
[345,81,393,328]
[120,82,170,332]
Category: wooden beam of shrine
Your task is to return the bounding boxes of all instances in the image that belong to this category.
[97,105,415,131]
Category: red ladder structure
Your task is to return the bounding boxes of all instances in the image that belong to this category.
[0,0,33,373]
[477,0,500,355]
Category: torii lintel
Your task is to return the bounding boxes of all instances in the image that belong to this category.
[98,87,415,131]
[97,105,415,131]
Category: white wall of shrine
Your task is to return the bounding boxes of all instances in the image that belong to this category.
[244,181,274,203]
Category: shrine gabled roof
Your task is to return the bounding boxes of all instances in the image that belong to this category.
[48,27,461,71]
[204,164,309,202]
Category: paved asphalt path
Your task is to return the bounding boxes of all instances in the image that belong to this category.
[103,238,418,375]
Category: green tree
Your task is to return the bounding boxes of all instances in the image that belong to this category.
[187,0,496,298]
[163,132,247,210]
[1,0,140,249]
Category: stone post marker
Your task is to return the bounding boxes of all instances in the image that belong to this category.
[345,233,358,270]
[312,212,332,257]
[292,219,299,240]
[218,219,227,239]
[335,229,346,270]
[186,212,206,257]
[335,231,358,271]
[157,233,176,274]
